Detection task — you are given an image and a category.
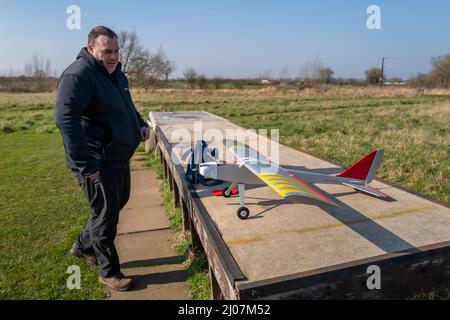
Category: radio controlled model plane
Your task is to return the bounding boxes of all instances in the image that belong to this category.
[199,139,391,219]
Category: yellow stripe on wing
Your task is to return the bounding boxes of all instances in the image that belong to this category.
[258,173,300,186]
[268,181,306,190]
[257,173,326,200]
[277,189,324,200]
[276,187,326,200]
[258,173,297,183]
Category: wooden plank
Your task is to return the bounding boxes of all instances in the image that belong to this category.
[237,241,450,299]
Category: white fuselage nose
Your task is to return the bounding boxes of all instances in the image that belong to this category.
[199,162,218,179]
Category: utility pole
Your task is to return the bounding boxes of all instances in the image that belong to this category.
[380,57,385,86]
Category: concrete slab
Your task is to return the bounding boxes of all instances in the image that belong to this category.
[127,189,163,206]
[151,111,450,286]
[130,169,161,191]
[110,159,190,300]
[108,264,189,300]
[117,169,169,234]
[118,205,170,234]
[116,227,179,265]
[111,230,189,300]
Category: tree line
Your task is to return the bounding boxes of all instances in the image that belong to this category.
[2,30,450,92]
[409,55,450,88]
[118,31,176,85]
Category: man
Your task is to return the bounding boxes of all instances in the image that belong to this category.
[55,26,150,291]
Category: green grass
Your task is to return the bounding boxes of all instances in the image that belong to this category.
[0,94,56,134]
[413,287,450,300]
[184,253,210,300]
[0,132,106,299]
[1,90,449,300]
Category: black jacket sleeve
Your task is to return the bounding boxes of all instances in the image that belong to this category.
[55,74,100,176]
[135,109,149,128]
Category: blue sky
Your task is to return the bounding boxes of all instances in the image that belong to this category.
[1,0,449,79]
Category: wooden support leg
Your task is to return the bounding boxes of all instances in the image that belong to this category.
[173,182,180,207]
[145,130,156,153]
[163,158,168,179]
[209,266,223,300]
[168,168,173,191]
[190,219,202,254]
[157,146,163,163]
[181,200,191,232]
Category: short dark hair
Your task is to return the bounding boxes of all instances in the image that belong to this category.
[88,26,118,45]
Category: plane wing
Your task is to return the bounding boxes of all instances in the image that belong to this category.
[224,139,337,206]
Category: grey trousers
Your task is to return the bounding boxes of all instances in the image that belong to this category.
[74,165,131,278]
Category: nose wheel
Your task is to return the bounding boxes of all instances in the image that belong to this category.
[222,187,232,198]
[237,207,250,220]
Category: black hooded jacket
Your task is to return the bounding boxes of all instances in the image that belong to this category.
[55,48,148,176]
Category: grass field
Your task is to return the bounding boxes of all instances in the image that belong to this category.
[0,88,449,299]
[0,132,106,299]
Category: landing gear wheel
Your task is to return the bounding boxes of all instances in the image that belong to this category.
[237,207,250,220]
[223,187,232,198]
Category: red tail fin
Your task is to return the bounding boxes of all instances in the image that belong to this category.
[337,150,383,182]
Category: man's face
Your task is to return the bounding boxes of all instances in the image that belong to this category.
[88,35,119,74]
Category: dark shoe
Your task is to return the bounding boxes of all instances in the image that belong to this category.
[99,274,134,291]
[70,246,98,266]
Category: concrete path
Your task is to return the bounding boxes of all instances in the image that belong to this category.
[108,153,190,300]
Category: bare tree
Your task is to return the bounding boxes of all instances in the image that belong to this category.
[211,76,223,89]
[24,64,33,77]
[148,48,166,80]
[24,54,51,77]
[299,57,335,85]
[299,56,322,80]
[127,48,153,85]
[119,31,177,87]
[261,69,272,80]
[119,31,152,78]
[147,47,176,81]
[278,65,290,81]
[24,54,52,91]
[318,67,334,84]
[119,31,156,85]
[365,67,384,84]
[119,35,177,84]
[197,75,208,89]
[183,68,197,88]
[118,31,140,75]
[161,59,176,81]
[430,55,450,88]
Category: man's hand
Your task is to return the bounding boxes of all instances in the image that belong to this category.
[140,126,150,141]
[87,171,99,180]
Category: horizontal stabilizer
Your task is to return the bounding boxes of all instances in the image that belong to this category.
[343,182,391,199]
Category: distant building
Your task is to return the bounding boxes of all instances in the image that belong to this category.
[383,81,407,86]
[261,79,271,84]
